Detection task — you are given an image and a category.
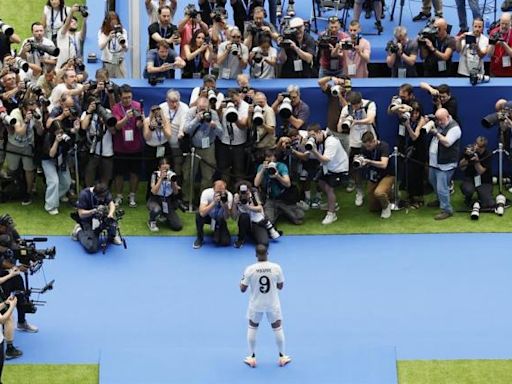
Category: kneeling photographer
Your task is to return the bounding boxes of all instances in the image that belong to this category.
[307,125,349,225]
[459,136,494,210]
[147,158,183,232]
[72,182,122,253]
[357,132,395,219]
[231,180,281,249]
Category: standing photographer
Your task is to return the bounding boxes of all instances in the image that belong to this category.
[243,6,279,51]
[419,18,456,77]
[271,85,310,133]
[278,17,315,78]
[317,17,349,78]
[182,30,213,79]
[420,82,459,123]
[459,136,494,208]
[98,11,128,78]
[193,179,233,249]
[385,26,418,78]
[249,92,276,168]
[20,22,58,73]
[147,158,183,232]
[177,4,210,58]
[488,13,512,77]
[72,182,122,253]
[148,5,180,51]
[56,4,87,69]
[217,27,249,79]
[456,18,488,77]
[249,35,277,79]
[341,20,371,78]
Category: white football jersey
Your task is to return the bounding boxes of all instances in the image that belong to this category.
[241,261,284,312]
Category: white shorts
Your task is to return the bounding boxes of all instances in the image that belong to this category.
[247,307,282,325]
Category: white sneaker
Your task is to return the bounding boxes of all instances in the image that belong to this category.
[114,195,123,206]
[296,199,310,210]
[47,208,59,215]
[355,191,364,207]
[321,211,338,225]
[147,221,159,232]
[346,183,355,192]
[17,322,38,333]
[71,224,81,241]
[60,196,69,203]
[381,205,392,219]
[112,235,122,245]
[129,193,137,208]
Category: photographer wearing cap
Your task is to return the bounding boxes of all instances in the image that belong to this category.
[427,108,461,220]
[357,132,395,219]
[419,18,456,77]
[459,136,494,209]
[182,96,223,206]
[488,13,512,77]
[278,17,315,78]
[147,157,183,232]
[317,17,350,78]
[254,149,304,225]
[72,182,122,253]
[231,180,281,248]
[217,27,249,79]
[194,179,233,249]
[307,125,349,225]
[385,26,418,78]
[456,18,488,77]
[145,40,186,83]
[80,97,116,187]
[341,20,371,78]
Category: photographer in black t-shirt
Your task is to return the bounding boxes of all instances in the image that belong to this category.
[459,136,494,208]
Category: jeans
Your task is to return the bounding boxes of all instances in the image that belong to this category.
[41,160,72,212]
[455,0,481,30]
[429,167,455,214]
[318,67,344,78]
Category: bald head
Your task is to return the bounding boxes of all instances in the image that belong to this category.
[500,13,511,32]
[496,99,508,111]
[435,108,451,127]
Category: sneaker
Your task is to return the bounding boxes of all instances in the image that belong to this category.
[147,221,159,232]
[346,183,355,193]
[310,197,321,209]
[297,199,311,210]
[412,11,431,21]
[234,239,245,248]
[355,191,364,207]
[322,211,338,225]
[71,224,81,241]
[114,195,123,206]
[193,238,203,249]
[21,195,32,206]
[47,208,59,215]
[5,345,23,360]
[129,198,137,208]
[244,356,257,368]
[381,205,392,219]
[60,196,69,203]
[112,235,122,245]
[285,3,295,16]
[320,202,340,211]
[17,321,39,333]
[434,211,453,220]
[278,355,292,367]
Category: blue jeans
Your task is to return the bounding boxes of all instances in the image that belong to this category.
[318,67,344,78]
[429,167,455,214]
[42,159,72,211]
[455,0,481,30]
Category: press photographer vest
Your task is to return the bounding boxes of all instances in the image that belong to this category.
[434,120,460,165]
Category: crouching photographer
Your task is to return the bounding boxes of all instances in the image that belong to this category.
[231,180,281,249]
[459,136,494,213]
[71,182,123,253]
[147,158,183,232]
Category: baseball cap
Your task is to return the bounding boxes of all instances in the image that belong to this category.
[289,17,304,28]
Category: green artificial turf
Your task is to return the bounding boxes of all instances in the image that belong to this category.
[3,364,98,384]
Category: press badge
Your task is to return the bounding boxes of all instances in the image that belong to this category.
[92,218,100,230]
[221,68,231,79]
[156,146,165,158]
[57,154,63,167]
[438,60,447,72]
[398,124,405,137]
[398,67,407,78]
[293,59,303,72]
[503,56,511,67]
[162,201,169,214]
[124,129,134,142]
[347,63,356,76]
[201,137,210,148]
[474,175,482,187]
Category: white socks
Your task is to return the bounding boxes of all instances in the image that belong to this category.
[273,326,285,355]
[247,326,257,356]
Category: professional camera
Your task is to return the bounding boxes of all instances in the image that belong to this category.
[279,28,297,47]
[26,82,43,97]
[464,145,477,160]
[267,161,278,175]
[389,95,404,109]
[278,96,293,119]
[481,102,512,128]
[185,4,199,18]
[85,80,98,91]
[78,5,89,17]
[421,120,436,133]
[219,192,228,203]
[399,111,411,124]
[225,102,238,123]
[156,170,178,182]
[113,25,126,45]
[489,31,506,45]
[253,51,264,64]
[69,106,80,118]
[97,104,117,127]
[352,154,366,169]
[0,112,16,126]
[252,105,264,126]
[341,35,360,50]
[0,19,14,36]
[318,34,338,48]
[28,42,60,56]
[14,238,56,266]
[470,201,480,220]
[148,76,165,86]
[469,69,490,86]
[212,6,226,22]
[495,194,506,216]
[201,110,213,123]
[230,43,240,56]
[304,136,317,151]
[60,133,71,142]
[14,57,29,72]
[37,95,51,108]
[206,89,217,105]
[340,115,353,133]
[130,108,143,121]
[385,40,400,53]
[418,20,438,44]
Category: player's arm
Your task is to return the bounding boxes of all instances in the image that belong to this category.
[240,271,249,292]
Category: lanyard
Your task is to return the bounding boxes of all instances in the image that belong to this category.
[193,55,201,70]
[160,25,168,39]
[240,0,252,19]
[50,8,64,32]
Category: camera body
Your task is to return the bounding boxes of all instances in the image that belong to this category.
[352,154,366,169]
[464,145,477,160]
[385,40,400,53]
[318,34,338,48]
[113,25,126,45]
[212,6,226,22]
[156,170,177,182]
[304,136,317,151]
[185,4,199,18]
[418,21,438,44]
[267,161,278,175]
[399,111,411,124]
[279,28,297,47]
[78,5,89,17]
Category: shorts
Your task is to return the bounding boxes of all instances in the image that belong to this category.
[5,142,34,172]
[247,306,282,324]
[319,171,349,188]
[299,159,321,182]
[114,152,142,177]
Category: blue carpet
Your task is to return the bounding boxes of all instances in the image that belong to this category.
[7,234,512,381]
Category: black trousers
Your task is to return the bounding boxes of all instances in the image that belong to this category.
[460,179,494,208]
[78,221,117,254]
[215,141,247,185]
[195,213,231,246]
[147,196,183,231]
[237,213,269,246]
[0,270,27,324]
[0,340,4,382]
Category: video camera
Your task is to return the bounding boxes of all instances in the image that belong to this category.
[418,20,438,44]
[279,28,297,48]
[14,238,55,270]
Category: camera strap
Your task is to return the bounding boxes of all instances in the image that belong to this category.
[240,0,252,19]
